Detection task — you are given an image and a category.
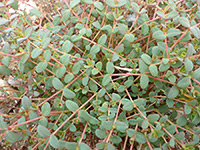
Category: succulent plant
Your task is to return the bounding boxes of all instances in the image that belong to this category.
[0,0,200,149]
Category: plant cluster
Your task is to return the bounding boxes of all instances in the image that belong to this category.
[0,0,200,149]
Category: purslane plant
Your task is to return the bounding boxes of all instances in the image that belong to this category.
[0,0,200,149]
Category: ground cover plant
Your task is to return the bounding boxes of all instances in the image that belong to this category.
[0,0,200,149]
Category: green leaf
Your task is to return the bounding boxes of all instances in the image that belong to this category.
[52,77,64,90]
[79,110,91,121]
[0,18,8,26]
[95,129,107,139]
[98,88,106,98]
[22,96,32,109]
[41,102,51,116]
[166,11,178,19]
[157,11,165,18]
[126,129,137,137]
[177,77,191,88]
[98,34,107,45]
[136,132,146,144]
[43,50,51,62]
[106,0,115,8]
[181,32,191,42]
[102,74,111,86]
[118,23,128,35]
[4,131,22,143]
[31,48,43,59]
[168,75,176,83]
[72,63,81,74]
[92,68,99,75]
[63,88,76,99]
[106,62,114,74]
[134,98,146,107]
[116,44,124,53]
[66,100,79,112]
[197,11,200,19]
[0,116,8,129]
[192,68,200,79]
[41,37,51,49]
[123,101,133,111]
[94,2,104,10]
[147,114,160,123]
[60,54,70,66]
[184,58,193,72]
[86,28,92,37]
[101,121,113,130]
[153,30,166,40]
[184,104,192,115]
[187,43,195,57]
[139,60,148,73]
[0,65,11,75]
[17,38,27,44]
[62,40,73,53]
[174,132,185,141]
[79,143,90,150]
[82,76,89,86]
[110,135,122,144]
[64,73,74,83]
[106,143,116,150]
[101,25,112,33]
[24,27,33,38]
[141,54,152,65]
[30,8,41,17]
[20,54,29,64]
[169,138,175,148]
[70,124,76,132]
[112,93,121,101]
[176,115,187,126]
[117,0,127,7]
[70,0,80,8]
[125,33,135,42]
[92,21,101,29]
[65,142,78,150]
[167,86,179,99]
[37,125,51,138]
[167,28,181,37]
[61,10,71,22]
[167,99,174,108]
[56,67,66,78]
[89,116,99,125]
[36,61,48,73]
[162,58,169,64]
[140,74,149,89]
[1,56,10,67]
[178,17,190,27]
[141,23,149,35]
[149,65,158,77]
[50,135,60,149]
[190,26,200,39]
[82,0,93,4]
[90,44,100,54]
[112,53,119,62]
[141,119,149,129]
[131,2,140,14]
[39,117,48,127]
[159,63,170,72]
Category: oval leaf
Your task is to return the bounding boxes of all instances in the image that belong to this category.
[52,77,64,90]
[167,86,179,99]
[50,135,60,149]
[140,74,149,89]
[66,100,79,112]
[63,88,76,99]
[177,77,191,88]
